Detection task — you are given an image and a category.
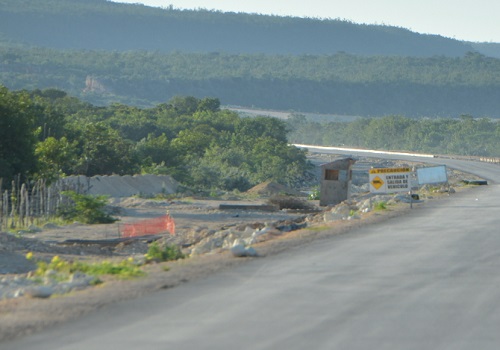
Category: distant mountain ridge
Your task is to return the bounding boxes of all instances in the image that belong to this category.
[1,0,500,118]
[0,0,483,57]
[470,42,500,59]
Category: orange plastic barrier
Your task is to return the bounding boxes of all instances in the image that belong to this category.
[121,214,175,237]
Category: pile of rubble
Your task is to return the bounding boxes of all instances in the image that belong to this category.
[180,191,424,259]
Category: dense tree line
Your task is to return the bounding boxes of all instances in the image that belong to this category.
[0,86,313,190]
[0,0,475,57]
[286,114,500,157]
[3,49,498,86]
[1,48,499,117]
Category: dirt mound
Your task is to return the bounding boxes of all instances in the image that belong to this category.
[56,174,179,198]
[246,181,306,197]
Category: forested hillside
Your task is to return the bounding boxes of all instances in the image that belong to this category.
[286,114,500,157]
[1,47,500,117]
[0,0,476,57]
[1,0,499,117]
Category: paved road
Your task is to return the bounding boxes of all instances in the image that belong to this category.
[5,153,500,350]
[299,145,499,184]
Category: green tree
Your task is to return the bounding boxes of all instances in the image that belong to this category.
[34,136,78,182]
[135,133,177,173]
[197,97,220,112]
[169,96,200,115]
[0,86,38,181]
[106,103,158,141]
[171,128,217,161]
[189,145,251,191]
[70,121,138,176]
[235,116,289,144]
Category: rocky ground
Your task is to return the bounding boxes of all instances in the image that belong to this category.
[0,156,484,342]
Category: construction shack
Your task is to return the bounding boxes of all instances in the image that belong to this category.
[319,158,356,206]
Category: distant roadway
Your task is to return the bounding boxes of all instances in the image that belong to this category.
[5,146,500,350]
[295,144,500,184]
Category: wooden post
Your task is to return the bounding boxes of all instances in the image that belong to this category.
[19,183,26,228]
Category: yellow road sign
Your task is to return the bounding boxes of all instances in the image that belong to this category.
[369,167,412,193]
[371,176,384,190]
[369,167,411,174]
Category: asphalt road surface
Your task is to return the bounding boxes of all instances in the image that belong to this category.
[5,149,500,350]
[298,144,500,183]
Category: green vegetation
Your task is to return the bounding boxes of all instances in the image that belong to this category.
[1,47,499,117]
[308,187,320,200]
[0,86,37,180]
[287,114,500,157]
[69,259,144,279]
[1,83,497,214]
[145,242,185,262]
[58,191,116,224]
[374,202,388,211]
[31,255,145,282]
[0,87,312,191]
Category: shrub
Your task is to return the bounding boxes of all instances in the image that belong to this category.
[145,242,185,262]
[308,187,320,200]
[59,191,117,224]
[374,201,387,211]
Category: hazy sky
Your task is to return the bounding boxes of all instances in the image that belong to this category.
[110,0,500,43]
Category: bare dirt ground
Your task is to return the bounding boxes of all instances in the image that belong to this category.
[0,157,484,343]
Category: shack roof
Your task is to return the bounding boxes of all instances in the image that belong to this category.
[319,157,356,168]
